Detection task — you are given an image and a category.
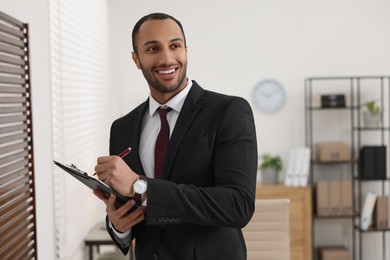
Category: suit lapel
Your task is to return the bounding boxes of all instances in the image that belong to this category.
[163,82,205,179]
[123,101,148,176]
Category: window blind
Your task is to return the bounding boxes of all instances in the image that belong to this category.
[0,11,37,260]
[50,0,111,259]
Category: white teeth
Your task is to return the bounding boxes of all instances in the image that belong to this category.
[159,69,175,74]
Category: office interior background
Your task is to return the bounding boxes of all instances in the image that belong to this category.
[2,0,390,259]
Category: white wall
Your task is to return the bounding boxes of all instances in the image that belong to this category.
[1,0,390,259]
[1,1,56,259]
[109,0,390,259]
[109,0,390,161]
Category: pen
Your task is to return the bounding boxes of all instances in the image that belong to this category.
[93,147,132,176]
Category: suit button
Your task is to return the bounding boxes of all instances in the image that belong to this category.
[158,217,164,223]
[174,218,180,223]
[153,253,158,260]
[169,218,174,222]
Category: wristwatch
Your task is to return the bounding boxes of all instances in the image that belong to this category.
[132,175,147,203]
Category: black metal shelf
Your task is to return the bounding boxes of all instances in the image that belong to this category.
[305,76,390,260]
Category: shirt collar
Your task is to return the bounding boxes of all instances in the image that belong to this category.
[148,78,193,116]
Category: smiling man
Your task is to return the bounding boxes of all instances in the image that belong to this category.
[94,13,258,260]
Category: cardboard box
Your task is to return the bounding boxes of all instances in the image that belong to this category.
[316,142,350,162]
[340,181,353,215]
[316,181,329,216]
[319,246,352,260]
[329,181,341,215]
[375,196,389,229]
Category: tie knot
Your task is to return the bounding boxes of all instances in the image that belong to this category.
[157,107,172,117]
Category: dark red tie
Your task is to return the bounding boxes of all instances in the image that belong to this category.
[154,107,172,179]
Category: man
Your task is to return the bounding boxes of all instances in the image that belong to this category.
[94,13,258,260]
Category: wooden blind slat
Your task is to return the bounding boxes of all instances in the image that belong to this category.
[0,132,28,145]
[0,11,24,28]
[1,227,34,259]
[0,184,29,208]
[8,241,35,260]
[0,43,24,56]
[0,141,29,157]
[0,75,26,85]
[3,234,35,260]
[0,114,27,124]
[0,124,27,134]
[0,65,25,75]
[0,105,27,113]
[0,150,28,166]
[0,85,27,93]
[0,208,32,239]
[0,34,25,48]
[0,166,29,185]
[0,22,24,38]
[0,189,31,221]
[0,54,24,65]
[0,158,29,176]
[0,186,30,216]
[0,97,27,104]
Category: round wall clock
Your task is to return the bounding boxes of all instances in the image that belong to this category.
[252,79,285,113]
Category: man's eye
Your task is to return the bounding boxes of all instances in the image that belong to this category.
[171,44,181,49]
[146,46,157,52]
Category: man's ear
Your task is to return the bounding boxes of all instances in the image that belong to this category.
[132,51,141,69]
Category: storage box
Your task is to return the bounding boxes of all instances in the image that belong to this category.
[340,181,353,215]
[316,142,350,162]
[375,196,389,229]
[319,246,352,260]
[316,181,329,216]
[329,181,341,215]
[321,94,346,108]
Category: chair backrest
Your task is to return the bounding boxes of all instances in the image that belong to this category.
[243,199,290,260]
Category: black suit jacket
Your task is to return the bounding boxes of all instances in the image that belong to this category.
[107,81,258,260]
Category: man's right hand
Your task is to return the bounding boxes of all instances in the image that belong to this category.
[93,189,145,232]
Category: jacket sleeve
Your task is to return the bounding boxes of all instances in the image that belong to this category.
[145,97,258,228]
[105,216,132,255]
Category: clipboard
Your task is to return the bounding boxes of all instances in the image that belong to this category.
[53,160,140,213]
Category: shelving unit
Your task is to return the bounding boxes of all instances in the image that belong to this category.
[305,76,390,260]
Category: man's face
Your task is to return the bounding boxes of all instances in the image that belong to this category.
[132,19,188,101]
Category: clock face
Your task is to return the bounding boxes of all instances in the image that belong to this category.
[252,80,285,113]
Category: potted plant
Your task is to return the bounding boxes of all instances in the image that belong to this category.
[362,100,381,127]
[259,153,283,185]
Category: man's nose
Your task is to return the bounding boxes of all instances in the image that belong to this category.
[158,47,174,65]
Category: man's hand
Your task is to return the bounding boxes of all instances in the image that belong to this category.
[94,155,139,196]
[94,190,145,232]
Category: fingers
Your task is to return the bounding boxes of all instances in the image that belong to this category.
[108,199,146,232]
[93,189,108,203]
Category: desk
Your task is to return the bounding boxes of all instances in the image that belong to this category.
[85,222,116,260]
[256,184,312,260]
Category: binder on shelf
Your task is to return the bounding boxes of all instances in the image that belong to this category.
[329,181,341,215]
[360,191,377,230]
[340,181,353,215]
[316,181,329,216]
[359,146,387,180]
[284,148,297,186]
[284,147,311,187]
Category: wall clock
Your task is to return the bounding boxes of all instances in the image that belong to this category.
[252,80,285,113]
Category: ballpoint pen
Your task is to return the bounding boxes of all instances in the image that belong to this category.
[93,147,132,176]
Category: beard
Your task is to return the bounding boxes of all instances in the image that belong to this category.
[139,62,187,94]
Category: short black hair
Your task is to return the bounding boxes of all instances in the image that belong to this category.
[132,13,187,54]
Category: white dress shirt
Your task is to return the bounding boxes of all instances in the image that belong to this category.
[139,79,192,178]
[111,79,192,238]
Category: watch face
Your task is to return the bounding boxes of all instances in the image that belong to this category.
[252,80,285,113]
[134,180,147,194]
